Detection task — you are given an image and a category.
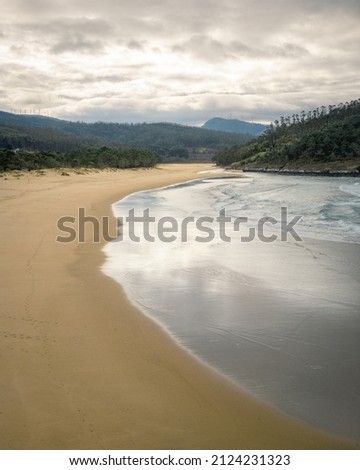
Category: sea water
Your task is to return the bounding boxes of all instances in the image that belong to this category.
[102,173,360,439]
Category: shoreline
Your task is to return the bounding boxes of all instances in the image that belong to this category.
[242,168,360,177]
[0,164,354,449]
[103,176,360,440]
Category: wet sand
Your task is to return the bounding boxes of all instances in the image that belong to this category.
[0,164,353,449]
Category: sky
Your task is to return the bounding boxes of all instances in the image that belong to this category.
[0,0,359,125]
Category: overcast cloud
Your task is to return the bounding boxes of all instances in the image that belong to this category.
[0,0,359,125]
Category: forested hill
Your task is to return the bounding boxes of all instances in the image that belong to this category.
[213,99,360,172]
[0,111,252,159]
[202,117,266,136]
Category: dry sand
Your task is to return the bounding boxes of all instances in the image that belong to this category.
[0,164,353,449]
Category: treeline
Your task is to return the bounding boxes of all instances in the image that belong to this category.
[0,147,158,172]
[0,123,95,153]
[0,123,194,159]
[213,99,360,169]
[0,112,252,159]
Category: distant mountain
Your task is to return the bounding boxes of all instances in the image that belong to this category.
[0,111,253,160]
[0,111,66,129]
[202,117,267,136]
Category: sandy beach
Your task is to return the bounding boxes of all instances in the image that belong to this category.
[0,164,353,449]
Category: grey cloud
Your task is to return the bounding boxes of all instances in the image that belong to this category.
[47,18,114,36]
[166,73,213,84]
[7,15,113,37]
[126,40,144,50]
[0,63,56,87]
[166,90,260,99]
[10,0,64,16]
[9,17,115,55]
[58,94,85,102]
[50,36,105,54]
[74,73,132,84]
[176,35,234,63]
[273,43,310,59]
[228,41,256,57]
[296,0,360,14]
[57,65,151,87]
[174,36,309,63]
[1,0,360,125]
[20,96,49,107]
[98,74,132,83]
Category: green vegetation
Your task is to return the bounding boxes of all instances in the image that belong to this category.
[213,99,360,171]
[0,147,158,172]
[3,100,359,172]
[0,112,252,160]
[0,123,92,153]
